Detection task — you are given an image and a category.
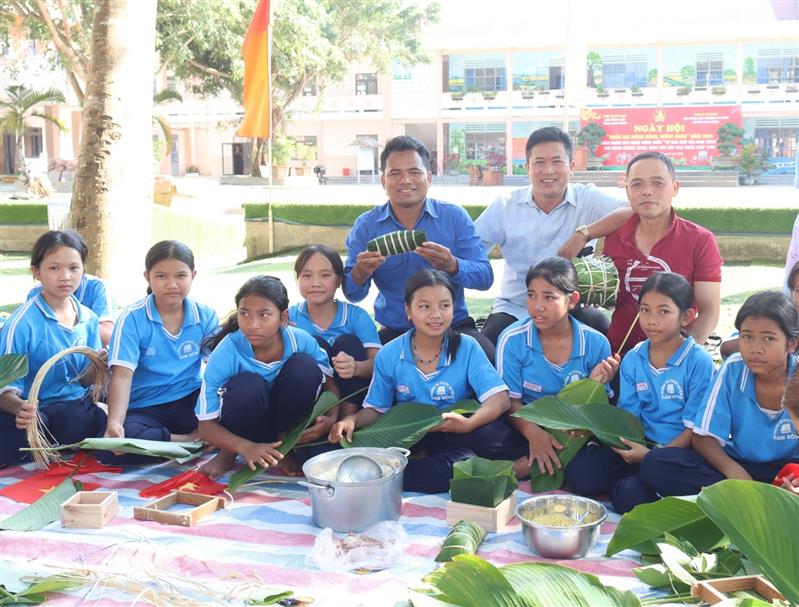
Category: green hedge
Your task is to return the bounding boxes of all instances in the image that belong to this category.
[244,202,796,235]
[0,202,48,224]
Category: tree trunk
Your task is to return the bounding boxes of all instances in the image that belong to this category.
[69,0,157,304]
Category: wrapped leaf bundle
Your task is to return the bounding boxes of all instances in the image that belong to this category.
[574,255,618,308]
[450,457,517,508]
[367,230,427,256]
[435,519,487,562]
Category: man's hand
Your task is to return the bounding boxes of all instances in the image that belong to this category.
[351,250,386,285]
[415,242,458,274]
[557,232,589,260]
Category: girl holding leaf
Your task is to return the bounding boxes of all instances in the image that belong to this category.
[196,276,340,479]
[777,370,799,494]
[289,245,380,412]
[495,257,619,480]
[565,272,715,513]
[329,270,517,493]
[642,291,799,497]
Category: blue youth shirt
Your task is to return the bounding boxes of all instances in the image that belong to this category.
[0,294,100,406]
[618,337,715,446]
[288,300,381,349]
[28,274,115,322]
[343,198,493,330]
[496,315,612,403]
[109,295,219,409]
[363,331,507,412]
[693,353,799,463]
[196,326,333,420]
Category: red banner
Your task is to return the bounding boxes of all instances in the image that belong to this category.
[580,106,742,167]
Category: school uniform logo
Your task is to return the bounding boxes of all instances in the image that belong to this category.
[660,380,684,401]
[565,371,586,385]
[178,340,200,359]
[773,419,798,442]
[430,381,455,402]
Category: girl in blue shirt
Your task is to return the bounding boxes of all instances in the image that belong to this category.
[642,291,799,497]
[0,231,106,465]
[104,241,219,461]
[329,269,515,493]
[289,245,380,412]
[197,276,338,479]
[566,272,715,512]
[495,257,619,480]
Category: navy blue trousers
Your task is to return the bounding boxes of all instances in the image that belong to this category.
[314,334,369,405]
[219,353,324,444]
[564,442,658,514]
[640,447,790,497]
[0,393,106,466]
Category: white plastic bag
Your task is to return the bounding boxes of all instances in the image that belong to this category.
[306,521,407,573]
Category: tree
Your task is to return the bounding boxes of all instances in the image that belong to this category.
[716,123,744,157]
[586,51,603,88]
[0,84,65,176]
[576,122,607,158]
[153,88,183,158]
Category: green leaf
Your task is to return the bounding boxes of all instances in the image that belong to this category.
[0,354,27,390]
[557,378,609,405]
[423,555,530,607]
[656,542,698,587]
[246,590,294,605]
[529,429,587,492]
[632,563,672,588]
[435,520,487,563]
[605,497,724,557]
[697,480,799,605]
[22,438,203,459]
[227,391,340,493]
[343,400,480,450]
[0,478,77,532]
[450,457,518,507]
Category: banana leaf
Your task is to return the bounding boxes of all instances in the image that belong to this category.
[0,478,78,532]
[435,520,487,563]
[697,480,799,606]
[450,457,518,508]
[342,400,481,450]
[0,574,84,605]
[558,378,610,406]
[22,437,203,459]
[0,354,27,390]
[605,496,724,557]
[246,591,294,605]
[422,555,528,607]
[227,391,340,493]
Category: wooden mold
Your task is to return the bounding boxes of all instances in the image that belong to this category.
[691,575,785,605]
[446,494,516,533]
[133,491,225,527]
[60,491,118,528]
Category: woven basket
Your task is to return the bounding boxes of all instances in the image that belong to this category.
[25,346,107,468]
[574,255,619,308]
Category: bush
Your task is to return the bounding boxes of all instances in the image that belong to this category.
[243,203,488,225]
[0,202,48,224]
[678,208,796,234]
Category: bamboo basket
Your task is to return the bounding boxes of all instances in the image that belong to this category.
[574,255,619,308]
[25,346,108,468]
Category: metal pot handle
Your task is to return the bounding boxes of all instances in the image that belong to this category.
[298,480,335,498]
[388,447,411,457]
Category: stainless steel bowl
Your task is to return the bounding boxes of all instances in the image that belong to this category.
[515,495,607,559]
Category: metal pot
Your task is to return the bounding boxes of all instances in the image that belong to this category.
[300,447,409,532]
[516,495,607,559]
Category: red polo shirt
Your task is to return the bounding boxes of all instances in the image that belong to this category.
[604,211,723,355]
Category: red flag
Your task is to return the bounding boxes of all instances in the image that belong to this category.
[0,472,99,504]
[139,470,226,499]
[237,0,271,138]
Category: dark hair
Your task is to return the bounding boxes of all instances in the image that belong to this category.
[31,230,88,267]
[734,291,799,342]
[294,244,344,282]
[783,368,799,417]
[380,135,431,173]
[205,275,289,351]
[787,261,799,293]
[403,269,461,361]
[144,240,195,295]
[525,257,578,294]
[525,127,573,162]
[639,272,694,313]
[626,151,677,180]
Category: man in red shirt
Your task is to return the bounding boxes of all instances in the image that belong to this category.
[604,152,722,355]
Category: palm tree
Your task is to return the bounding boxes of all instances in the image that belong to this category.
[152,88,182,157]
[0,85,66,177]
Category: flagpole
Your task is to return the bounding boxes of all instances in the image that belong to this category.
[267,1,274,255]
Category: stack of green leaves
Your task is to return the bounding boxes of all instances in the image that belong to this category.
[367,229,427,256]
[574,255,619,308]
[435,520,487,563]
[449,457,518,508]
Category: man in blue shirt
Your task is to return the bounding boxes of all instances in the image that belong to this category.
[343,135,496,361]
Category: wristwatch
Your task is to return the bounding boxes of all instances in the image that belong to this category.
[576,224,591,241]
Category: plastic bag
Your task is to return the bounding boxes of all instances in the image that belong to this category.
[306,521,407,573]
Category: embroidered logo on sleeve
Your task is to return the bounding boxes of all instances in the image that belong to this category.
[523,381,542,393]
[636,382,649,392]
[396,384,410,394]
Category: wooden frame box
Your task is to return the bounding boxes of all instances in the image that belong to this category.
[61,491,118,528]
[446,494,516,533]
[133,491,225,527]
[692,575,785,604]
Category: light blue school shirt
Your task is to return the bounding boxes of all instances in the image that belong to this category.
[495,315,612,403]
[196,326,333,421]
[363,331,507,412]
[27,274,115,322]
[693,353,799,463]
[0,294,100,406]
[343,198,493,330]
[474,184,625,320]
[288,300,381,349]
[109,295,219,409]
[618,337,715,446]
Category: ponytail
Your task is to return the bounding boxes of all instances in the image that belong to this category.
[204,312,238,352]
[446,327,461,362]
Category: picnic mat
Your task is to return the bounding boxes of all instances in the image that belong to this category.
[0,456,647,606]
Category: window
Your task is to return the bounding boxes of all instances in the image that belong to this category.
[25,128,43,158]
[695,53,724,86]
[464,66,506,92]
[601,54,648,88]
[355,73,378,95]
[756,50,799,84]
